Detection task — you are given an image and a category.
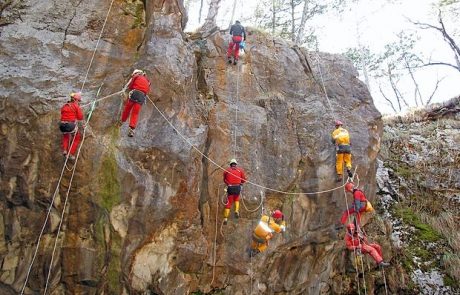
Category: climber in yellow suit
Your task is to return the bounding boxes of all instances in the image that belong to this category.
[249,210,286,257]
[331,120,353,182]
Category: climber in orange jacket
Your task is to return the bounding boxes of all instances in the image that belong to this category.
[331,120,352,182]
[120,69,151,137]
[250,210,286,257]
[59,92,85,161]
[226,20,246,65]
[345,223,390,267]
[223,158,246,224]
[340,182,368,225]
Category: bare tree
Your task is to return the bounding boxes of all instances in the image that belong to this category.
[201,0,222,32]
[229,0,238,28]
[411,11,460,72]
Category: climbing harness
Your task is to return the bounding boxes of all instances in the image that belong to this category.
[20,0,117,292]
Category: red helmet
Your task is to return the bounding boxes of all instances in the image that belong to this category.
[70,92,82,101]
[272,210,283,219]
[346,223,355,233]
[345,182,354,192]
[335,120,343,126]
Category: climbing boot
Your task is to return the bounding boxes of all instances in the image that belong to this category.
[228,57,232,64]
[223,218,228,225]
[336,174,343,182]
[128,127,135,137]
[347,169,353,178]
[233,59,238,65]
[379,261,390,268]
[234,211,240,219]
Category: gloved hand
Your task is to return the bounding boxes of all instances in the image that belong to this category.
[356,248,362,255]
[280,225,286,232]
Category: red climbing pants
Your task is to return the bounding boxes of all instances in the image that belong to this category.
[225,194,240,209]
[361,243,383,264]
[121,99,142,129]
[227,36,243,60]
[62,131,81,156]
[340,201,367,224]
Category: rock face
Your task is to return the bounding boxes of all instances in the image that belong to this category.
[0,1,382,294]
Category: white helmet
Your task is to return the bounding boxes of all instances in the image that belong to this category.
[229,158,238,165]
[132,69,144,76]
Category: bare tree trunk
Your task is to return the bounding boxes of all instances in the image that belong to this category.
[379,84,398,113]
[202,0,221,32]
[290,0,296,42]
[229,0,238,28]
[199,0,204,23]
[295,0,310,44]
[387,67,409,111]
[437,11,460,70]
[272,0,276,35]
[404,58,423,106]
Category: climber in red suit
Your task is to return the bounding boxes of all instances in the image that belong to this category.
[223,158,247,224]
[345,223,390,267]
[226,20,246,65]
[340,182,368,225]
[59,92,85,160]
[120,69,151,137]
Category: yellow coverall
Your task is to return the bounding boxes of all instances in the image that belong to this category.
[251,215,286,253]
[331,127,352,176]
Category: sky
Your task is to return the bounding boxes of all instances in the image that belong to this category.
[185,0,460,114]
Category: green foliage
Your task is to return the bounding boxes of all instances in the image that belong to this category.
[395,207,441,242]
[443,274,458,288]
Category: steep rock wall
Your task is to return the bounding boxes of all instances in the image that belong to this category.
[0,1,382,294]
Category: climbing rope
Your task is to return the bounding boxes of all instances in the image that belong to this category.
[43,89,100,294]
[19,137,78,295]
[21,0,116,290]
[147,94,348,195]
[80,90,124,108]
[80,0,117,92]
[233,63,240,159]
[313,51,337,121]
[210,185,222,286]
[240,190,264,213]
[382,266,389,295]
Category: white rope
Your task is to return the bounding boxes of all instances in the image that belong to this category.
[147,96,347,196]
[19,137,77,295]
[382,266,389,295]
[80,90,124,108]
[313,51,337,120]
[240,191,264,213]
[21,10,114,285]
[80,0,116,92]
[233,64,240,159]
[210,185,221,286]
[43,95,99,294]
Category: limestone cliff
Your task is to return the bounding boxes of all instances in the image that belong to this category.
[0,1,383,294]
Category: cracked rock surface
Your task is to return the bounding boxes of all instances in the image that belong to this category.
[0,1,383,294]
